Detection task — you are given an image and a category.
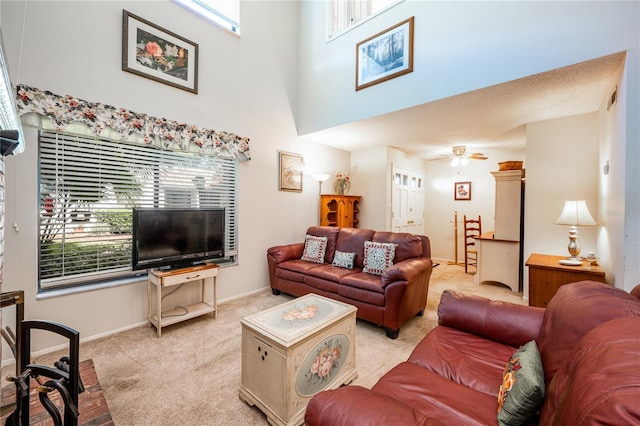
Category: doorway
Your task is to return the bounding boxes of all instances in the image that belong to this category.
[391,164,425,235]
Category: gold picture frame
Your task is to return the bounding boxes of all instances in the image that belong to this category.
[279,151,304,192]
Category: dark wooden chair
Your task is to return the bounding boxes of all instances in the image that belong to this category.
[464,215,481,273]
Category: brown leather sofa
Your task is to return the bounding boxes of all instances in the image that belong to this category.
[267,226,433,338]
[305,281,640,425]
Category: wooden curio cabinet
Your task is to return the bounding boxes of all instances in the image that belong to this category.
[320,195,361,228]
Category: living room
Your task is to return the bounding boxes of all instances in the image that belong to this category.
[0,0,638,383]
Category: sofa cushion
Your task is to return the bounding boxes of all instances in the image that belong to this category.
[536,281,640,386]
[540,317,640,424]
[334,227,375,269]
[338,272,385,305]
[363,241,396,275]
[372,362,499,424]
[408,326,516,397]
[332,250,355,269]
[339,271,385,294]
[306,264,360,282]
[497,340,545,426]
[305,385,435,426]
[301,235,328,263]
[373,231,423,263]
[303,274,342,294]
[276,259,324,275]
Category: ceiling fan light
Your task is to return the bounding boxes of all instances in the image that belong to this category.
[452,145,466,157]
[461,157,470,166]
[450,157,460,167]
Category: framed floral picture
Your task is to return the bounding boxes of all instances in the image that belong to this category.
[279,151,304,192]
[356,17,414,91]
[455,182,472,200]
[122,10,198,93]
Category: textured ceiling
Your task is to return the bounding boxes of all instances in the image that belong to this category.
[301,52,625,160]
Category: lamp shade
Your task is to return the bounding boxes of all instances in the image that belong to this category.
[555,200,598,226]
[312,173,330,183]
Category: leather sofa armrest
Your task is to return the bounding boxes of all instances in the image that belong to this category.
[305,386,436,426]
[382,257,433,287]
[438,290,545,348]
[267,243,305,264]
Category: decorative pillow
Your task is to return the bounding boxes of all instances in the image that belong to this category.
[300,235,328,264]
[332,251,356,269]
[497,340,546,426]
[362,241,396,276]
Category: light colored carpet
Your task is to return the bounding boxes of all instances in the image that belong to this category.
[29,263,524,425]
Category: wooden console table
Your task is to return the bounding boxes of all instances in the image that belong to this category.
[526,253,606,308]
[147,263,218,337]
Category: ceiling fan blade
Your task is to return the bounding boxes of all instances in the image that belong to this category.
[429,154,451,161]
[469,153,488,160]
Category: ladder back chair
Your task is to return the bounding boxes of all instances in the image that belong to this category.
[464,215,482,273]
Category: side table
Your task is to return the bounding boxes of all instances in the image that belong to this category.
[147,263,218,337]
[526,253,606,308]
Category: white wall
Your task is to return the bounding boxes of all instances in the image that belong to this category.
[598,58,627,287]
[297,1,640,136]
[0,1,351,356]
[621,49,640,292]
[350,146,388,230]
[523,113,601,297]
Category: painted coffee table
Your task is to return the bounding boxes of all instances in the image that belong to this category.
[239,293,357,426]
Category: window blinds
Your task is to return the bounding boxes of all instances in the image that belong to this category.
[38,131,238,290]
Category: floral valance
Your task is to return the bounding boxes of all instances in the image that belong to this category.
[15,84,251,160]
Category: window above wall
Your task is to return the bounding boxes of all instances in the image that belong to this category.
[174,0,240,35]
[329,0,403,40]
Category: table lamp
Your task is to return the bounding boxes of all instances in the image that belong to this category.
[555,200,598,259]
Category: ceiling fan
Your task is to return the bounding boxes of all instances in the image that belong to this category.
[434,145,488,166]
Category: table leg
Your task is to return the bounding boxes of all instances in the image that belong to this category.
[157,281,162,338]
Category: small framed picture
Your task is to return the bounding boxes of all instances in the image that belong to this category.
[279,151,304,192]
[454,182,471,200]
[356,17,414,91]
[122,10,199,93]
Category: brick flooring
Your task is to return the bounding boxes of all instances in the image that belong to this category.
[1,359,113,426]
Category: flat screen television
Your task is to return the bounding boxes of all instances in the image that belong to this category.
[132,207,225,271]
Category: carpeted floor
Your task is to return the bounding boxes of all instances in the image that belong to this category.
[25,263,524,425]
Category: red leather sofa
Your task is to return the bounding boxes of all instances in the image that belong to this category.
[267,226,433,338]
[305,281,640,425]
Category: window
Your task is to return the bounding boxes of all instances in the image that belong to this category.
[329,0,401,39]
[174,0,240,34]
[38,131,238,293]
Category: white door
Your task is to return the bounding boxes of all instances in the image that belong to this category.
[391,165,425,235]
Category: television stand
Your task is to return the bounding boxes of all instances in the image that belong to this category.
[147,263,219,337]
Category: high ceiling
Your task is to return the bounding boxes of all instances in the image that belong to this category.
[300,52,625,160]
